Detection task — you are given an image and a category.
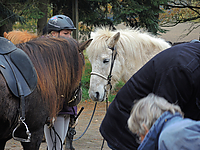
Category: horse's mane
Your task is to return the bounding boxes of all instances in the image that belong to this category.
[87,27,171,79]
[4,30,37,44]
[16,37,84,117]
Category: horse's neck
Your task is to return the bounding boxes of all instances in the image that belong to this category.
[118,39,170,82]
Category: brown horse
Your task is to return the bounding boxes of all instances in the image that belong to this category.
[0,36,92,150]
[4,30,38,44]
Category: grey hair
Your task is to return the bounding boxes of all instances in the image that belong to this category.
[127,93,183,136]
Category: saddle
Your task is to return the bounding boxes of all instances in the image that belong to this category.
[0,37,37,97]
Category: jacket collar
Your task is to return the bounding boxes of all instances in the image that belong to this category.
[138,111,182,150]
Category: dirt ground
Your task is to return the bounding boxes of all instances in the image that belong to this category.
[5,101,111,150]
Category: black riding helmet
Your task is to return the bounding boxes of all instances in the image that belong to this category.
[47,15,76,34]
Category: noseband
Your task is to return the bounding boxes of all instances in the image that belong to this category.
[90,72,107,80]
[90,46,117,92]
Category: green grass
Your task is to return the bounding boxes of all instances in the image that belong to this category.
[108,80,124,102]
[81,57,92,101]
[81,55,124,102]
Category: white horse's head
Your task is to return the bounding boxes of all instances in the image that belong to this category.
[86,29,123,102]
[86,27,171,102]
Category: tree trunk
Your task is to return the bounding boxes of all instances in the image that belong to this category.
[0,22,13,37]
[37,0,49,36]
[0,1,15,37]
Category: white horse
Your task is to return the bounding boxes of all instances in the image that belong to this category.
[86,27,171,102]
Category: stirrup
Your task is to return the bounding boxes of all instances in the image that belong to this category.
[12,117,31,142]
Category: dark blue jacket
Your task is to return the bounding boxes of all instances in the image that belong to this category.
[100,42,200,150]
[138,111,200,150]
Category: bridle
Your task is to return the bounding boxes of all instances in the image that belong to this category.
[90,45,118,97]
[90,45,118,150]
[68,51,85,106]
[68,82,82,105]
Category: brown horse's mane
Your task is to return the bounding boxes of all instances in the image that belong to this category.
[16,37,84,118]
[4,30,37,44]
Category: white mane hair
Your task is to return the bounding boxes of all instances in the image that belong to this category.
[86,27,171,102]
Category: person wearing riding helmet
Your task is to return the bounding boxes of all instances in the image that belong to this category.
[43,14,80,150]
[43,14,76,38]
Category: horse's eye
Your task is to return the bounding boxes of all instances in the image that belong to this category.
[103,59,110,63]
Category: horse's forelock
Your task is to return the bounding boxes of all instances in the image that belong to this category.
[87,29,115,60]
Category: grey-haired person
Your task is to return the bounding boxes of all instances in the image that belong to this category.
[128,93,200,150]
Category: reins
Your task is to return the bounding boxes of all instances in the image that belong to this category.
[73,102,97,141]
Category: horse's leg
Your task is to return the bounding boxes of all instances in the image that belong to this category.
[0,74,19,150]
[21,128,44,150]
[0,139,7,150]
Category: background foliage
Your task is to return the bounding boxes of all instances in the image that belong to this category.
[1,0,200,36]
[1,0,200,101]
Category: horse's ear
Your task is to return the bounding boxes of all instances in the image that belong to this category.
[79,39,93,52]
[3,32,8,38]
[107,32,120,49]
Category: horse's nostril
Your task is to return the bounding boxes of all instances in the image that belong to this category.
[95,92,99,99]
